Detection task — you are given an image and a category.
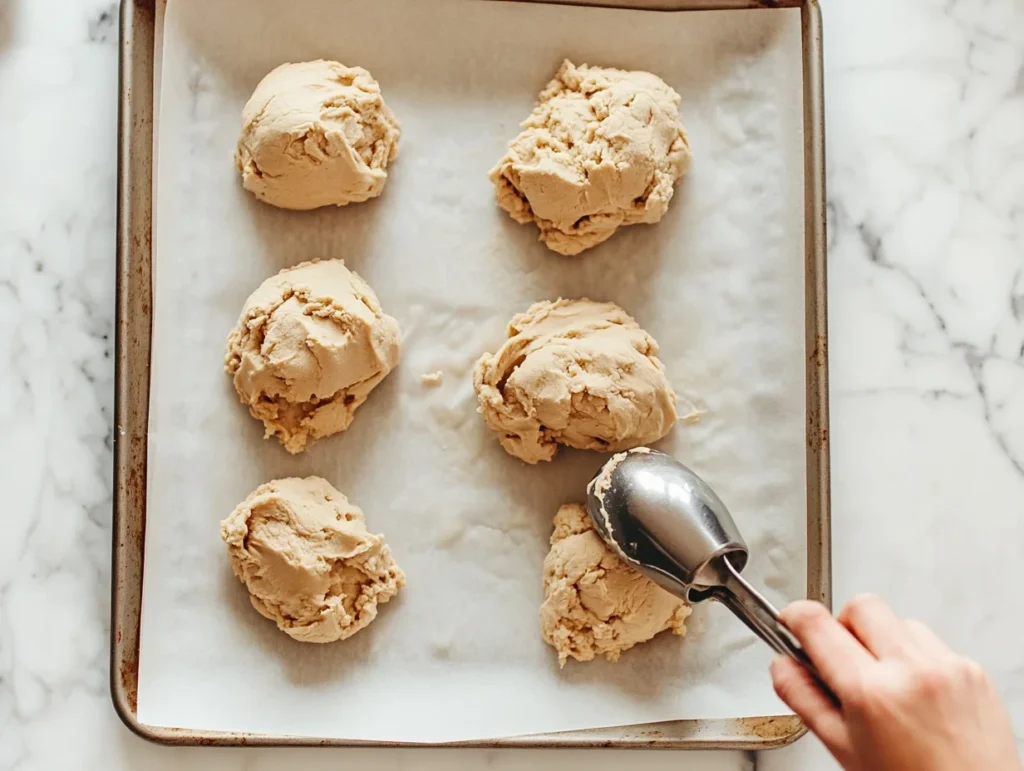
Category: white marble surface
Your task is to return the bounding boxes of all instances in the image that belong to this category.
[0,0,1021,768]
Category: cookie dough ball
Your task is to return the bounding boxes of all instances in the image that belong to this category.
[541,503,691,665]
[490,60,691,255]
[225,259,400,454]
[473,299,677,464]
[235,60,400,210]
[221,476,405,643]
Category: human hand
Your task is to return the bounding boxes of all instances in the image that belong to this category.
[771,595,1022,771]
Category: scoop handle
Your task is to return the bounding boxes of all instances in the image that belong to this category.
[709,558,841,708]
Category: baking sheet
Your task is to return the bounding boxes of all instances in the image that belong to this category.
[138,0,807,743]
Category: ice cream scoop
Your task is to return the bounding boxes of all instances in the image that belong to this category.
[587,447,838,705]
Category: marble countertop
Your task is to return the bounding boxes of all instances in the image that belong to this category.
[1,0,1021,768]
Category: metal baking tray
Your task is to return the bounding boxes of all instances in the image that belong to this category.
[112,0,828,749]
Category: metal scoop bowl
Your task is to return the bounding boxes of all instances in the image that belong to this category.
[587,448,837,705]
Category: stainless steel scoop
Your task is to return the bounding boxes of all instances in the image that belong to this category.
[587,448,837,705]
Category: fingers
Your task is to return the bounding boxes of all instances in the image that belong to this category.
[781,601,875,692]
[839,595,953,664]
[838,593,909,658]
[903,619,955,660]
[771,656,852,762]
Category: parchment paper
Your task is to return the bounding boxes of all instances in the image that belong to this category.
[138,0,808,743]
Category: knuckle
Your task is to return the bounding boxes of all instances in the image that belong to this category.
[842,665,898,711]
[911,665,949,697]
[842,592,883,621]
[903,618,927,633]
[958,657,988,684]
[781,600,828,633]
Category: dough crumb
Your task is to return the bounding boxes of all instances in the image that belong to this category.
[236,60,400,210]
[420,371,443,386]
[540,503,691,665]
[220,476,405,643]
[473,298,677,463]
[490,60,691,255]
[225,259,400,454]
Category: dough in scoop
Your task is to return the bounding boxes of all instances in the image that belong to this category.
[473,299,677,464]
[491,60,691,255]
[221,476,405,643]
[236,60,400,210]
[541,503,691,665]
[225,259,400,454]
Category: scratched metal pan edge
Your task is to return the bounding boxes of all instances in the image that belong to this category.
[111,0,828,749]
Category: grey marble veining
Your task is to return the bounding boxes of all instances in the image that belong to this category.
[1,0,1022,768]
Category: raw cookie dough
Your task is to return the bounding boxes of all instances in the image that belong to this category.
[473,299,677,464]
[490,60,691,255]
[221,476,405,643]
[541,503,691,665]
[225,259,400,454]
[235,60,400,210]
